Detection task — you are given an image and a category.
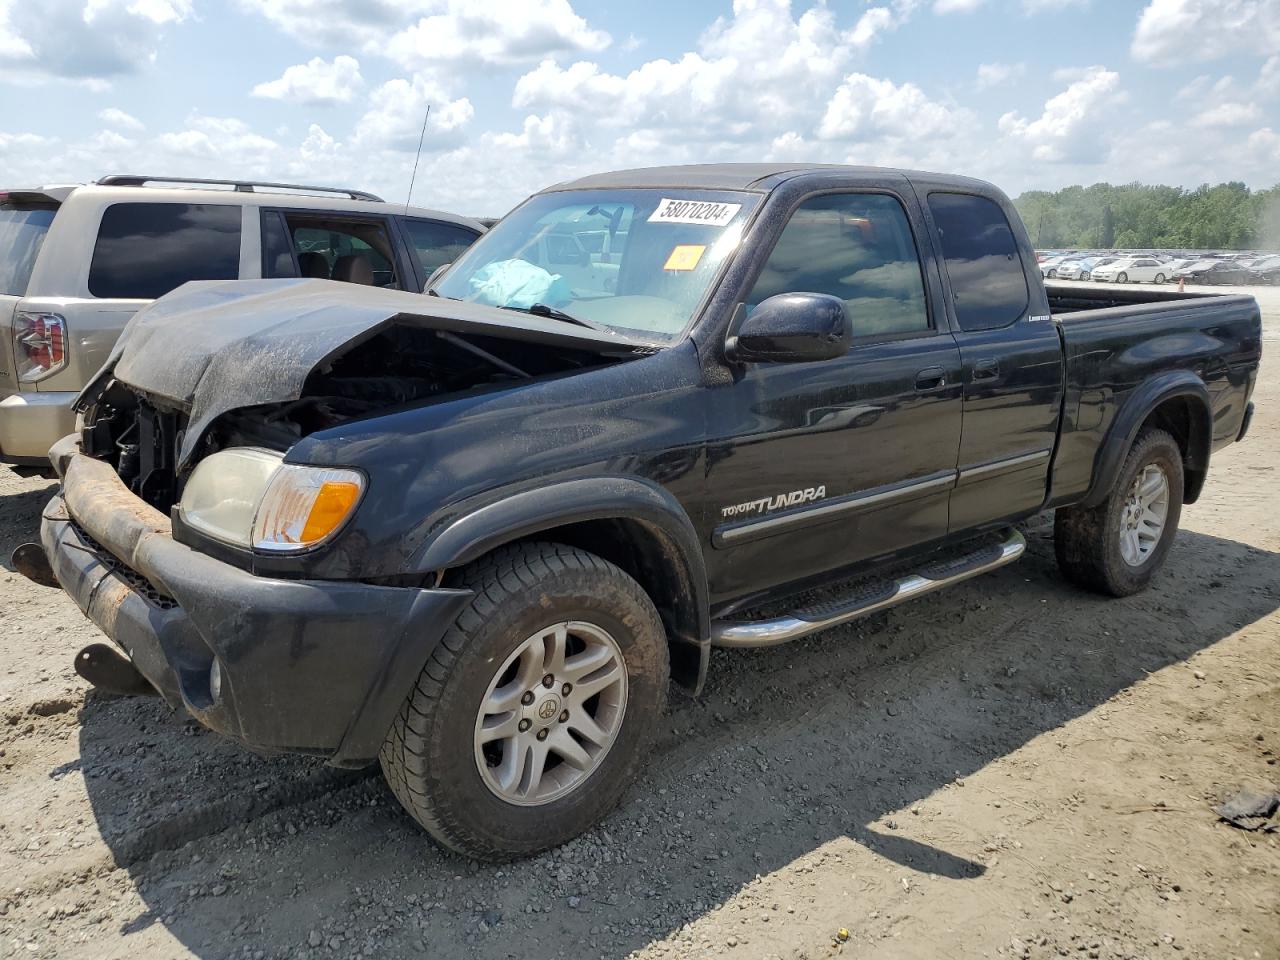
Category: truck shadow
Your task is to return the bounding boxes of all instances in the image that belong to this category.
[0,482,54,573]
[72,524,1280,959]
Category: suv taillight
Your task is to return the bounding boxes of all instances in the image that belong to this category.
[14,311,68,381]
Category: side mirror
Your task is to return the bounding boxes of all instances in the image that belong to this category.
[725,293,851,364]
[425,262,452,290]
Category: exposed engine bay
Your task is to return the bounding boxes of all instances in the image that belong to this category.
[81,322,638,512]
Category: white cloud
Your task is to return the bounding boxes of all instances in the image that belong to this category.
[385,0,610,68]
[998,66,1121,163]
[1189,102,1263,127]
[511,0,918,150]
[819,74,967,141]
[234,0,434,49]
[1255,55,1279,97]
[0,0,192,84]
[1132,0,1280,66]
[352,74,474,151]
[155,114,282,163]
[976,62,1025,89]
[252,55,364,106]
[0,131,54,153]
[97,107,145,132]
[1023,0,1088,10]
[1107,119,1280,190]
[935,0,986,12]
[240,0,609,67]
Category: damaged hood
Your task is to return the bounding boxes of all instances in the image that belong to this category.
[95,279,643,464]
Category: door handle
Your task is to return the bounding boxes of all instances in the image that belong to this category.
[971,358,1000,381]
[915,367,948,392]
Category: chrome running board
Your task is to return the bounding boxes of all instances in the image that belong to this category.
[710,529,1026,649]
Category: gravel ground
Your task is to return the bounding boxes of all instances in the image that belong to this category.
[1,281,1277,960]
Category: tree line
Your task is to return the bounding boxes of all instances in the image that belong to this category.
[1013,181,1280,251]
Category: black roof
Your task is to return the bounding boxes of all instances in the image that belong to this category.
[551,163,845,192]
[548,163,994,195]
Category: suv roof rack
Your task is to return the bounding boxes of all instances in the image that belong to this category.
[95,175,384,202]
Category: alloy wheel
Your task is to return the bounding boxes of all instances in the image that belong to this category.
[473,621,628,806]
[1118,463,1170,567]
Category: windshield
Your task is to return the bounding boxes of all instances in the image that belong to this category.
[0,203,57,296]
[433,188,758,341]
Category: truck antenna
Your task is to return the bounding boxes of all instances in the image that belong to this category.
[405,104,431,215]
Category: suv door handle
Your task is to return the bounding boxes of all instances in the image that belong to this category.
[971,358,1000,381]
[915,367,948,392]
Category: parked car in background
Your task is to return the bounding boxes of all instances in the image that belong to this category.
[1171,260,1231,284]
[0,175,485,468]
[1055,258,1095,280]
[1081,256,1122,280]
[1090,256,1169,284]
[1246,256,1280,285]
[1039,255,1076,278]
[1180,260,1256,285]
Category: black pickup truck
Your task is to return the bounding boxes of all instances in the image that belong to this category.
[22,164,1260,860]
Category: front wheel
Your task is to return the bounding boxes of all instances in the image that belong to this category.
[1054,428,1183,597]
[380,542,669,860]
[1116,271,1129,283]
[1154,273,1166,284]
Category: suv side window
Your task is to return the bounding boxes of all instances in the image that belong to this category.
[748,193,930,340]
[88,202,241,300]
[402,218,480,282]
[927,192,1029,332]
[265,213,400,288]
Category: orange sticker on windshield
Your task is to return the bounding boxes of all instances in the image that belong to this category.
[664,244,706,271]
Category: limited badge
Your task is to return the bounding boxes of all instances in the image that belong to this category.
[663,244,706,271]
[647,198,742,226]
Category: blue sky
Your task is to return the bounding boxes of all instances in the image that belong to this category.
[0,0,1276,217]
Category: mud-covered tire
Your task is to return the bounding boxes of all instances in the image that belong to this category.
[1054,428,1183,597]
[379,541,669,861]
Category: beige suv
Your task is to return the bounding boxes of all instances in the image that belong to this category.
[0,175,484,468]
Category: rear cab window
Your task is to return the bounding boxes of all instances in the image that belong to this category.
[927,193,1029,332]
[0,200,58,296]
[88,202,241,299]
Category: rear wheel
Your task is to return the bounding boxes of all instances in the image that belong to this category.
[1054,428,1183,597]
[1116,271,1129,283]
[380,542,669,860]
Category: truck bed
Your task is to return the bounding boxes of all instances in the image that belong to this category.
[1043,281,1262,508]
[1045,280,1230,315]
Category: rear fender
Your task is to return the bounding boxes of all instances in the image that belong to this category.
[1082,371,1212,507]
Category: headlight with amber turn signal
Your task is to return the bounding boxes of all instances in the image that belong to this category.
[179,448,365,553]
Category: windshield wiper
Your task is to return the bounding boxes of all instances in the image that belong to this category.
[502,303,616,335]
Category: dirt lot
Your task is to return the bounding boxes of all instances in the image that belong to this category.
[1,283,1277,960]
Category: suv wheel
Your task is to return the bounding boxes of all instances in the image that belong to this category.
[380,542,669,860]
[1053,428,1183,597]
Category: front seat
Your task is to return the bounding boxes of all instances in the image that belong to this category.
[332,254,374,285]
[298,251,330,279]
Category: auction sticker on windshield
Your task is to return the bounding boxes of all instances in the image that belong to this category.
[648,198,742,226]
[663,244,706,271]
